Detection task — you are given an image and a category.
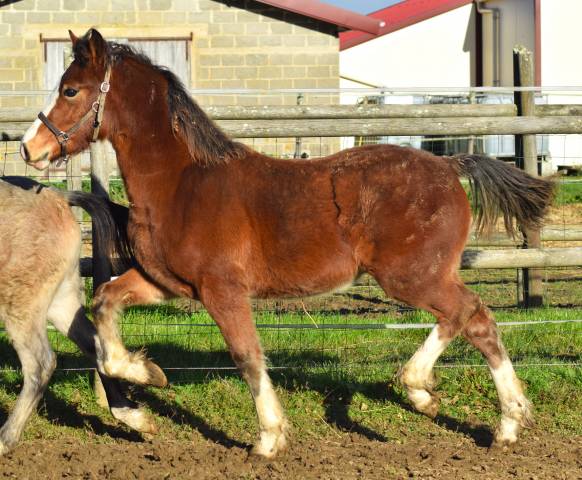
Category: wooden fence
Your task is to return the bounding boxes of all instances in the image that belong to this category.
[3,103,582,138]
[2,104,582,271]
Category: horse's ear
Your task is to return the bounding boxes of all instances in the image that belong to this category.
[86,28,107,65]
[68,30,78,45]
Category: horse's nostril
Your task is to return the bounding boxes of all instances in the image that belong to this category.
[20,143,29,161]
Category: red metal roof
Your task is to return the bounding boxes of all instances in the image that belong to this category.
[340,0,473,50]
[254,0,386,35]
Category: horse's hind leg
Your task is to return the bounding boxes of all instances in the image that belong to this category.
[47,267,157,434]
[463,303,533,446]
[378,273,532,444]
[394,280,478,418]
[0,312,56,455]
[92,268,170,387]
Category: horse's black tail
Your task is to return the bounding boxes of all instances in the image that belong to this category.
[63,191,134,269]
[451,154,555,237]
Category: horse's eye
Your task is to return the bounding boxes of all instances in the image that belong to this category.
[63,88,78,98]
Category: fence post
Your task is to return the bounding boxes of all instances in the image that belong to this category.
[66,154,83,220]
[89,141,112,407]
[89,141,111,293]
[513,45,543,307]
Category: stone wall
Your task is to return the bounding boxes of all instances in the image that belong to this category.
[0,0,341,171]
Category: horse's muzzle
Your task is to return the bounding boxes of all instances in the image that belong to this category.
[20,143,29,162]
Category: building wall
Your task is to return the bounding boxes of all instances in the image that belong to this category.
[340,4,476,88]
[540,0,582,87]
[540,0,582,167]
[483,0,535,87]
[0,0,341,172]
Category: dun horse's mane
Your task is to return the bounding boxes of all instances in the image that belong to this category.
[76,40,246,166]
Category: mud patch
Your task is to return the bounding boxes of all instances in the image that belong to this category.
[0,432,580,479]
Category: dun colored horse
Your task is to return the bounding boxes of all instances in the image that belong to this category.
[0,177,155,455]
[21,29,554,458]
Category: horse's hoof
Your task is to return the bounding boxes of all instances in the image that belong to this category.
[249,429,288,460]
[490,437,515,451]
[417,395,440,419]
[143,359,168,388]
[111,406,158,434]
[105,353,167,388]
[407,388,440,419]
[0,440,11,456]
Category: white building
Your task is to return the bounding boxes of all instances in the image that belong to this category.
[339,0,582,170]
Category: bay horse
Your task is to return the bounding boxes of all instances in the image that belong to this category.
[21,29,554,458]
[0,177,156,455]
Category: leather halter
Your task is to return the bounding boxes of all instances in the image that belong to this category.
[37,64,112,162]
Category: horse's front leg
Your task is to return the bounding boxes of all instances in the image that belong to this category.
[199,273,288,459]
[47,267,157,434]
[92,268,171,387]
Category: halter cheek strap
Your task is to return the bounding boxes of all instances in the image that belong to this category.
[92,65,111,141]
[37,64,112,162]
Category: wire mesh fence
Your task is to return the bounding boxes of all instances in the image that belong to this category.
[1,88,581,375]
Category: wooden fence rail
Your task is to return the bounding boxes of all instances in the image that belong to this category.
[4,115,582,139]
[3,97,582,277]
[78,247,582,277]
[3,104,582,122]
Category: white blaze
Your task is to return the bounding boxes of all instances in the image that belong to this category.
[22,89,58,144]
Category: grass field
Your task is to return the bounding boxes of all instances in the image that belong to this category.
[0,301,580,447]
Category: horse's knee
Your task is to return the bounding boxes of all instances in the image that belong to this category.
[92,281,118,312]
[29,349,57,388]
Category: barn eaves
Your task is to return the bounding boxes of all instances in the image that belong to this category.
[254,0,386,34]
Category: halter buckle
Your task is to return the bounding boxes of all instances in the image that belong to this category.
[100,81,110,93]
[58,131,69,142]
[92,101,100,113]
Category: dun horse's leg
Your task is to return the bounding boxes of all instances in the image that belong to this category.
[0,313,56,455]
[92,268,170,387]
[463,304,533,446]
[199,277,288,459]
[47,270,156,434]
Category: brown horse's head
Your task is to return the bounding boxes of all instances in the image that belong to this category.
[21,29,111,169]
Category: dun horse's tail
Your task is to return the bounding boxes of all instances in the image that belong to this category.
[451,153,555,237]
[63,191,134,268]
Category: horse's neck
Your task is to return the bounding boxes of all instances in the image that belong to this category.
[112,135,191,209]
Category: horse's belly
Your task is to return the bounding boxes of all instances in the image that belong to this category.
[252,246,359,299]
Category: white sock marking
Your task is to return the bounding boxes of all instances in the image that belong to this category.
[403,325,449,388]
[490,358,529,442]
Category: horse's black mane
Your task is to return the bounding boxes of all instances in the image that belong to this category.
[75,39,246,166]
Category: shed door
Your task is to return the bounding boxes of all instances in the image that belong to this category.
[44,38,190,89]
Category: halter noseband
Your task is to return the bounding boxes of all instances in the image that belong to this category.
[37,64,112,162]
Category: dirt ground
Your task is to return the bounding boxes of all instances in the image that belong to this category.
[0,431,580,480]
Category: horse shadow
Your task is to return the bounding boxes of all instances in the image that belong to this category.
[0,338,500,449]
[123,342,497,448]
[0,369,142,443]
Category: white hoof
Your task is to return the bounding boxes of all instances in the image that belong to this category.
[111,406,158,434]
[102,353,167,388]
[0,440,10,456]
[407,388,439,418]
[250,425,289,459]
[494,416,520,446]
